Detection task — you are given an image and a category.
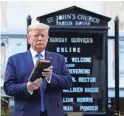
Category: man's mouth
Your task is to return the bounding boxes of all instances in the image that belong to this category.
[37,42,43,45]
[36,43,44,46]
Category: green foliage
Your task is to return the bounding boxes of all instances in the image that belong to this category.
[1,97,12,116]
[1,97,8,103]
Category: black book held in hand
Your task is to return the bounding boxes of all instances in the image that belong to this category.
[28,59,51,82]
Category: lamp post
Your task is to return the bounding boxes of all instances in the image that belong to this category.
[1,42,6,78]
[114,16,119,114]
[26,15,32,50]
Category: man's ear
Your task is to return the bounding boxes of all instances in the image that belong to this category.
[27,35,31,44]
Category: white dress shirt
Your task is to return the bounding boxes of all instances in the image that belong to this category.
[30,47,45,64]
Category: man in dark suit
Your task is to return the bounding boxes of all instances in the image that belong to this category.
[4,23,72,116]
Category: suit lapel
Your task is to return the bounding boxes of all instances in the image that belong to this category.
[26,50,34,73]
[45,51,50,60]
[45,51,53,66]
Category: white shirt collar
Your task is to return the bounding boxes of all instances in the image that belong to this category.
[30,47,45,59]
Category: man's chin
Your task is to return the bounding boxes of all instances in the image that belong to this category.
[35,47,45,52]
[36,45,44,48]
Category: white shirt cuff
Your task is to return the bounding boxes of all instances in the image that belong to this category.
[27,90,33,95]
[46,76,52,83]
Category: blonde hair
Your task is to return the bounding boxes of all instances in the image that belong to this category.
[28,23,50,36]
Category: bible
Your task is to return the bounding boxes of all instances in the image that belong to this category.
[28,59,51,82]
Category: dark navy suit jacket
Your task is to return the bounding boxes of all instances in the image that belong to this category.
[4,50,72,116]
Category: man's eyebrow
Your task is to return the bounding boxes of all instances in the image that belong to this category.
[34,32,39,34]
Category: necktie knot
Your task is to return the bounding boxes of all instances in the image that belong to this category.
[35,53,43,60]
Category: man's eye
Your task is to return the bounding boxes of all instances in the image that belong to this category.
[34,34,39,37]
[40,34,45,37]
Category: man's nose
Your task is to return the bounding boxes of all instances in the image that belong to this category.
[38,35,43,40]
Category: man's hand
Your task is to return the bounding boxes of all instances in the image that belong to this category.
[27,78,43,93]
[42,66,53,80]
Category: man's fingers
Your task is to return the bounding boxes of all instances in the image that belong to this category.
[27,78,43,91]
[42,71,51,75]
[32,78,43,89]
[33,81,41,87]
[27,82,38,91]
[34,78,43,84]
[35,78,43,82]
[44,69,51,71]
[44,66,53,71]
[49,66,53,69]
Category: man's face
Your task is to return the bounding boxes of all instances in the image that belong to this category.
[28,29,48,53]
